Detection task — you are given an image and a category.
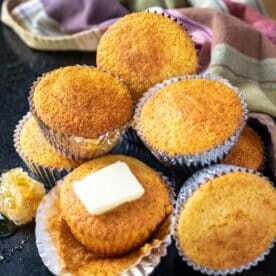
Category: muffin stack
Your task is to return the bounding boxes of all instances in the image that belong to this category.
[14,66,133,188]
[12,10,275,276]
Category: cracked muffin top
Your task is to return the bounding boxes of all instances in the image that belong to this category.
[138,79,244,156]
[32,66,133,138]
[177,171,276,269]
[97,12,198,101]
[59,154,172,257]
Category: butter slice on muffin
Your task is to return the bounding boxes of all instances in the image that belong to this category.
[59,155,172,257]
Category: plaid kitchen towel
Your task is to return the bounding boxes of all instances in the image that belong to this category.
[165,7,276,117]
[1,0,276,116]
[11,0,64,36]
[2,0,276,44]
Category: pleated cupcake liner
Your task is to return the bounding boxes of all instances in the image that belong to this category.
[134,74,248,175]
[35,174,175,276]
[28,65,132,161]
[122,126,144,146]
[14,112,73,190]
[174,164,275,275]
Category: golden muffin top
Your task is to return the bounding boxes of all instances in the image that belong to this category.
[97,12,198,101]
[19,115,80,169]
[224,126,264,170]
[59,154,172,257]
[177,171,276,270]
[138,79,244,156]
[32,66,133,138]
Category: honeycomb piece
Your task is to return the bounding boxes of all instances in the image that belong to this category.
[0,168,45,225]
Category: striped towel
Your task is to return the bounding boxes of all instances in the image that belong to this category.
[165,7,276,117]
[11,0,64,36]
[1,0,276,116]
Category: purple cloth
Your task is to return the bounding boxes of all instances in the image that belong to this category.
[41,0,128,33]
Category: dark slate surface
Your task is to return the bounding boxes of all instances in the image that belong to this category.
[0,8,275,276]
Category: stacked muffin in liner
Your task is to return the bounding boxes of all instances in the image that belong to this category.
[223,125,265,171]
[14,113,78,189]
[14,66,133,189]
[134,74,248,173]
[28,66,132,161]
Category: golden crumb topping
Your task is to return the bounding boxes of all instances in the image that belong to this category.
[139,79,244,156]
[33,66,133,138]
[97,12,198,101]
[224,126,264,170]
[177,172,276,269]
[19,116,80,169]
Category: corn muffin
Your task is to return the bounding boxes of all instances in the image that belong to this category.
[97,12,198,101]
[17,114,80,169]
[136,77,245,159]
[35,185,172,275]
[31,66,133,138]
[176,170,276,270]
[223,126,264,170]
[59,155,172,257]
[14,113,81,188]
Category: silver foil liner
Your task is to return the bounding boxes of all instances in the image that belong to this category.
[174,164,275,275]
[14,112,74,190]
[146,7,193,32]
[29,65,132,161]
[36,174,175,276]
[134,74,248,172]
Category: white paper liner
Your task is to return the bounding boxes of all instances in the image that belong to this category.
[36,174,175,275]
[29,65,133,161]
[174,164,275,275]
[134,74,248,170]
[14,112,73,190]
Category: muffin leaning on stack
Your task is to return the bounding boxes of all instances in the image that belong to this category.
[14,113,81,189]
[29,65,133,160]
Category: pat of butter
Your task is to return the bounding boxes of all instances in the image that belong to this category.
[73,161,145,215]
